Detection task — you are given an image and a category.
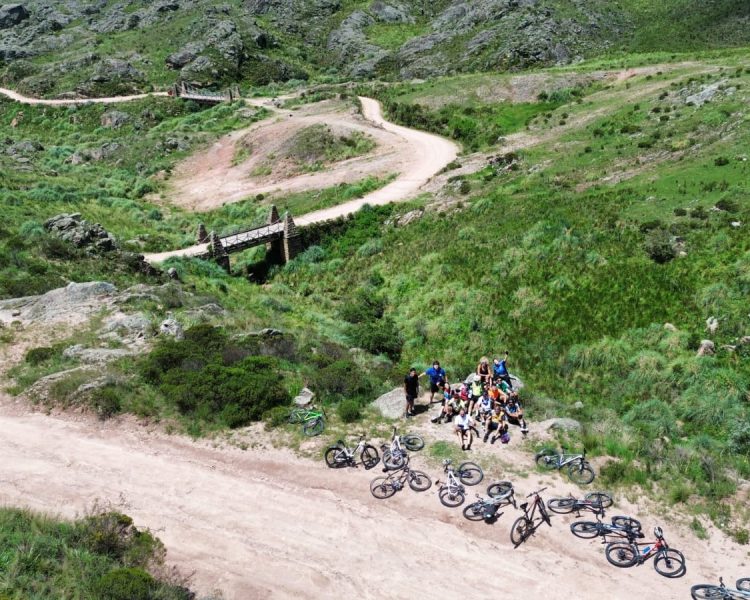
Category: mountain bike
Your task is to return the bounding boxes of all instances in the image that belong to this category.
[382,426,425,470]
[692,577,750,599]
[436,459,473,507]
[464,482,517,522]
[510,487,551,547]
[569,514,643,540]
[288,405,327,436]
[324,434,380,470]
[605,526,686,578]
[535,448,595,485]
[547,491,613,515]
[369,464,432,499]
[692,578,750,599]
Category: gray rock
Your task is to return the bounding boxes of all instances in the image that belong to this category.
[293,387,315,406]
[167,267,179,280]
[685,80,726,106]
[165,42,203,69]
[697,339,715,357]
[100,110,130,129]
[45,213,118,251]
[539,417,582,434]
[374,387,408,419]
[706,316,718,334]
[573,401,584,410]
[6,139,42,155]
[100,312,151,338]
[370,1,413,24]
[159,316,184,340]
[9,282,117,325]
[63,344,133,364]
[0,4,29,29]
[740,336,750,346]
[663,323,677,332]
[90,59,144,83]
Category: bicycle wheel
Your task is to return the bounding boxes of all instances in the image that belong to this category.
[547,498,577,514]
[691,584,738,599]
[439,486,465,508]
[457,462,484,486]
[360,444,380,470]
[611,516,642,533]
[654,548,686,578]
[567,461,595,485]
[737,579,750,592]
[585,491,613,509]
[570,521,601,539]
[288,408,303,424]
[402,434,424,451]
[408,470,432,492]
[370,477,397,499]
[605,542,639,568]
[462,502,486,522]
[487,481,513,500]
[535,450,559,470]
[383,449,408,470]
[303,416,325,437]
[510,516,533,546]
[324,446,348,468]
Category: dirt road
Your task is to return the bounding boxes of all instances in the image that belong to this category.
[0,399,741,600]
[0,87,168,105]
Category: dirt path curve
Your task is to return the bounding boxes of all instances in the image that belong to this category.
[0,403,736,600]
[143,96,458,263]
[0,87,168,105]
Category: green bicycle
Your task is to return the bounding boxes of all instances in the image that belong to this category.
[288,406,327,436]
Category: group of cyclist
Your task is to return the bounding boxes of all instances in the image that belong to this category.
[404,354,529,451]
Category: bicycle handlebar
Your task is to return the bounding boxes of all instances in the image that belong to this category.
[526,487,548,498]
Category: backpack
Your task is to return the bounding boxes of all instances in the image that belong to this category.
[500,432,511,444]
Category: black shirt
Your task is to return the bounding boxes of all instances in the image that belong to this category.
[404,374,419,397]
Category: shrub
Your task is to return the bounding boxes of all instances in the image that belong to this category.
[25,346,57,365]
[458,180,471,195]
[715,198,738,212]
[93,568,155,600]
[673,207,687,216]
[312,359,372,401]
[690,207,708,220]
[263,405,290,429]
[337,399,362,423]
[714,156,730,166]
[643,228,675,263]
[733,529,750,545]
[350,317,403,360]
[89,386,122,420]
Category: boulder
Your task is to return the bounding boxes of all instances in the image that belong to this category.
[63,344,134,364]
[538,417,582,434]
[663,323,677,332]
[685,81,726,106]
[370,1,413,24]
[374,387,407,419]
[167,267,179,280]
[100,312,151,339]
[706,316,719,334]
[293,387,315,407]
[100,110,130,129]
[0,4,29,29]
[165,43,203,69]
[697,340,715,357]
[159,316,184,340]
[45,213,118,250]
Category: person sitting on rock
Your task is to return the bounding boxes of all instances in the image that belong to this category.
[484,409,509,444]
[453,407,474,451]
[505,398,528,434]
[493,352,513,389]
[431,386,458,424]
[476,388,494,425]
[476,356,492,386]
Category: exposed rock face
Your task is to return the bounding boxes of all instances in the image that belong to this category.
[374,387,407,419]
[100,110,130,129]
[159,316,184,340]
[0,4,29,29]
[294,387,315,406]
[44,213,118,251]
[697,340,715,357]
[538,417,582,434]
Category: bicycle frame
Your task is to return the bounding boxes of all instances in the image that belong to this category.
[555,453,585,468]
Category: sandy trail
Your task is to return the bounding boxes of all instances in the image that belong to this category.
[0,87,168,105]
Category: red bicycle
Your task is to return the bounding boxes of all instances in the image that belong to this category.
[605,526,686,578]
[510,487,551,547]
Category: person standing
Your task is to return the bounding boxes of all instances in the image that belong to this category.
[404,367,419,418]
[421,361,447,403]
[493,352,513,389]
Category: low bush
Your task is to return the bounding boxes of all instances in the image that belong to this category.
[93,568,156,600]
[337,399,362,423]
[643,228,675,263]
[25,346,58,365]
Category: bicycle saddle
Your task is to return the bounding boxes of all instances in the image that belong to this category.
[519,502,528,511]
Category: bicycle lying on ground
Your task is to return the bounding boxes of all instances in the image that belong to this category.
[324,434,380,470]
[547,491,613,515]
[288,405,327,436]
[382,426,424,470]
[535,448,595,484]
[464,481,517,522]
[569,514,643,540]
[370,464,432,499]
[510,487,551,547]
[605,526,686,578]
[691,577,750,599]
[436,459,483,507]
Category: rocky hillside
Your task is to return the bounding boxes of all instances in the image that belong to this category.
[1,0,748,96]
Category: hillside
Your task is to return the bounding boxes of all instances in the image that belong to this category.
[1,0,749,96]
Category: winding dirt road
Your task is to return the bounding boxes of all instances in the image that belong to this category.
[0,87,168,105]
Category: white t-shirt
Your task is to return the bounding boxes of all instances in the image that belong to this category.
[454,414,471,429]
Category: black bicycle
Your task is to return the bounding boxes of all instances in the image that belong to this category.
[569,514,642,540]
[547,491,613,515]
[510,487,551,547]
[464,482,517,523]
[370,464,432,499]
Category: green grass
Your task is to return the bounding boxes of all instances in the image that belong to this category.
[0,507,193,599]
[273,174,396,215]
[365,23,429,50]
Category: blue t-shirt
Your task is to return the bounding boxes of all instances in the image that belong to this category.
[426,366,446,385]
[494,359,508,377]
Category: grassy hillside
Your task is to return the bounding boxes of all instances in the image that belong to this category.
[1,0,749,96]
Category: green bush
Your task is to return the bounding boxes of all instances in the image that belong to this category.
[93,568,155,600]
[337,399,362,423]
[25,346,57,365]
[350,317,403,360]
[89,386,122,420]
[643,228,675,263]
[312,359,372,401]
[263,405,291,429]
